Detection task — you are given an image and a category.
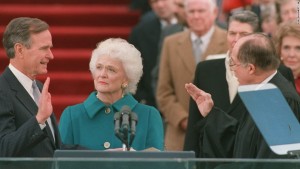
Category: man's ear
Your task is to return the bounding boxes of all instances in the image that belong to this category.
[14,43,24,58]
[248,63,256,75]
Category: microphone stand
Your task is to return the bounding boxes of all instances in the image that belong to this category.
[114,111,129,150]
[114,107,138,151]
[129,112,138,147]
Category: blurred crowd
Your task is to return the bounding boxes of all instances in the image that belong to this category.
[129,0,300,153]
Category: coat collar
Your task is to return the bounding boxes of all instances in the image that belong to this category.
[175,26,227,74]
[177,30,196,74]
[84,91,138,119]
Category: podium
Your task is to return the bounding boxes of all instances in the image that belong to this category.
[53,150,195,169]
[1,157,300,169]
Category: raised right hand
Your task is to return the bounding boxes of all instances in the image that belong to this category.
[185,83,214,117]
[36,77,53,124]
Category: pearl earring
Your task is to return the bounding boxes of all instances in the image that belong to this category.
[121,83,128,89]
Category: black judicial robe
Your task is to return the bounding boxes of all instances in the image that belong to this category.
[197,72,300,158]
[184,59,295,157]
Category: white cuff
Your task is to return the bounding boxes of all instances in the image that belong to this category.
[39,123,46,130]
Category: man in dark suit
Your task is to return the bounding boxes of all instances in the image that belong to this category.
[130,0,151,15]
[185,33,300,158]
[151,0,187,96]
[128,0,177,107]
[184,10,295,157]
[0,17,61,157]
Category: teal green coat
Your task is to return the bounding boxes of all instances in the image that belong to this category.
[59,92,164,151]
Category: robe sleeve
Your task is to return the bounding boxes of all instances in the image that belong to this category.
[198,107,238,158]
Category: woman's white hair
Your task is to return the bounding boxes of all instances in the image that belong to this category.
[89,38,143,94]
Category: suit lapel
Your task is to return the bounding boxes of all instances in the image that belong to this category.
[3,68,38,115]
[4,67,58,148]
[268,72,281,85]
[177,31,196,74]
[202,27,227,60]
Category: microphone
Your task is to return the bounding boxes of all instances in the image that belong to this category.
[115,105,138,151]
[119,106,131,150]
[114,111,121,135]
[120,106,131,134]
[129,111,138,147]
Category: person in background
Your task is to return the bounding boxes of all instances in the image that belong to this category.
[184,10,260,157]
[221,0,277,29]
[129,0,177,108]
[276,0,297,23]
[172,0,187,24]
[59,38,164,151]
[184,10,295,157]
[184,10,293,157]
[222,0,253,15]
[275,22,300,94]
[221,0,253,24]
[0,17,61,157]
[130,0,151,15]
[260,6,278,38]
[185,33,300,158]
[156,0,228,151]
[251,0,277,24]
[151,0,187,99]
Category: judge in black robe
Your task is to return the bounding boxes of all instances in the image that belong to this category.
[185,33,300,159]
[198,72,300,158]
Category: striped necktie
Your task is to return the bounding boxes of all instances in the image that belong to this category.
[32,80,56,142]
[32,80,40,105]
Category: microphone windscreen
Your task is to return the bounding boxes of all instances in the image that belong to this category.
[120,105,131,114]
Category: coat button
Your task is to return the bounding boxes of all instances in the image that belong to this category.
[104,142,111,149]
[105,107,111,114]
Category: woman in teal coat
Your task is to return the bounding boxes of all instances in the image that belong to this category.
[59,38,164,151]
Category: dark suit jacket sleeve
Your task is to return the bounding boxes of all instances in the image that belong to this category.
[184,61,236,157]
[128,14,161,107]
[184,60,229,155]
[184,96,238,158]
[184,64,204,156]
[200,107,238,158]
[151,24,184,95]
[128,27,151,105]
[0,90,48,157]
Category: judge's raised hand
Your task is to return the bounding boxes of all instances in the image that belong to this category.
[36,77,53,124]
[185,83,214,117]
